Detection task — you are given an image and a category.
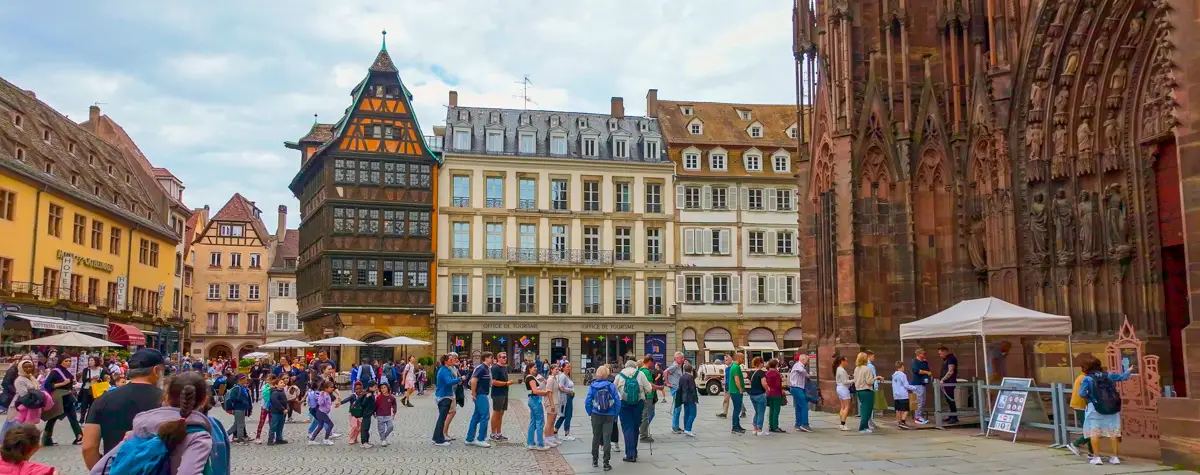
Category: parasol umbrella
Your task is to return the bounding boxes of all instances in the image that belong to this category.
[18,332,121,348]
[370,336,431,361]
[243,351,269,359]
[309,337,366,368]
[259,339,313,349]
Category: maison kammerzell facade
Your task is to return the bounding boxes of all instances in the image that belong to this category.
[792,0,1200,463]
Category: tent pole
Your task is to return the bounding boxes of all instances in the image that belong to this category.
[1067,335,1074,375]
[981,333,991,415]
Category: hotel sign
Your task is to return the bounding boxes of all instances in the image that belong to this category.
[116,276,128,311]
[58,253,74,299]
[56,251,114,273]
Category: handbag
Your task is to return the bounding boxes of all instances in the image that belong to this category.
[90,381,111,398]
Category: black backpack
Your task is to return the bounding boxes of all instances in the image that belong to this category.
[17,390,46,409]
[1090,373,1122,415]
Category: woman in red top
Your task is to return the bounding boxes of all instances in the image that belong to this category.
[764,360,786,433]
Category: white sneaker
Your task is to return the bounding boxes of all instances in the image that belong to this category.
[561,435,576,441]
[527,444,537,450]
[684,431,696,437]
[536,445,550,451]
[380,440,389,447]
[545,436,557,445]
[839,424,849,431]
[915,418,929,425]
[1108,456,1121,465]
[859,429,873,434]
[321,439,335,446]
[1066,444,1081,456]
[1088,456,1103,465]
[254,438,263,445]
[361,443,374,449]
[307,440,319,446]
[471,441,492,448]
[329,433,342,439]
[433,441,451,447]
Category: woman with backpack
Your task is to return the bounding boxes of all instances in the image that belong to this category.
[1077,359,1133,466]
[584,364,621,471]
[90,372,218,475]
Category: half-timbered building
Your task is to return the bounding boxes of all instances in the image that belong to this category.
[287,33,441,366]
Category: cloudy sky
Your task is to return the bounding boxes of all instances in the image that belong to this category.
[0,1,797,226]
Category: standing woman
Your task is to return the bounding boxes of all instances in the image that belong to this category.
[764,360,785,433]
[584,364,620,470]
[542,364,560,447]
[746,357,767,436]
[525,363,551,450]
[91,372,217,474]
[3,358,40,437]
[78,356,107,423]
[834,356,852,431]
[432,353,465,446]
[673,364,699,437]
[1077,359,1133,465]
[852,352,879,433]
[41,356,82,446]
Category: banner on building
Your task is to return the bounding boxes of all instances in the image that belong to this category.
[116,276,128,311]
[59,252,74,299]
[156,284,166,313]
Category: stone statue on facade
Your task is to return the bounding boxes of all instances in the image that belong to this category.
[1088,34,1109,75]
[969,212,988,273]
[1052,125,1069,178]
[1062,50,1082,82]
[1103,115,1120,170]
[1038,37,1059,80]
[1031,81,1046,113]
[1081,78,1098,113]
[1104,184,1132,260]
[1029,191,1051,264]
[1077,119,1095,174]
[1079,191,1102,262]
[1027,122,1045,161]
[1108,62,1128,109]
[1054,88,1070,124]
[1053,188,1076,265]
[1071,7,1095,45]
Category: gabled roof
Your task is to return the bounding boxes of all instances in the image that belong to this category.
[81,109,189,212]
[443,106,667,164]
[208,193,269,240]
[269,228,299,271]
[369,49,398,73]
[657,99,802,147]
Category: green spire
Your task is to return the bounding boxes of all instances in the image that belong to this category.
[312,113,318,125]
[381,30,387,51]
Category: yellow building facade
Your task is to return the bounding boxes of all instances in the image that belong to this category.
[1,77,180,350]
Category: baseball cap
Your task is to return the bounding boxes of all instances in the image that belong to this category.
[128,348,166,370]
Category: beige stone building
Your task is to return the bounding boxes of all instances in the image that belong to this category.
[266,205,302,344]
[434,93,677,370]
[188,194,270,359]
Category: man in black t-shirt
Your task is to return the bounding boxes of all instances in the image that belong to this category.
[937,346,959,424]
[82,348,167,470]
[464,352,494,446]
[488,352,517,441]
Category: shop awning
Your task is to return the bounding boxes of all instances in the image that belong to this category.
[683,341,699,351]
[5,313,78,332]
[108,323,146,346]
[740,342,780,351]
[704,340,736,351]
[75,323,108,335]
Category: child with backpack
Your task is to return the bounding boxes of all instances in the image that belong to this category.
[307,380,337,446]
[584,364,621,471]
[375,384,397,447]
[90,372,224,475]
[222,374,252,444]
[254,375,277,444]
[0,424,57,475]
[267,378,289,446]
[1077,358,1133,466]
[340,382,377,447]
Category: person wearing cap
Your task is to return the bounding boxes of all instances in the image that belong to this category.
[82,348,167,470]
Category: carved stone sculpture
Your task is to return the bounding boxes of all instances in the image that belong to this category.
[1052,125,1069,178]
[1027,123,1045,161]
[1104,184,1132,259]
[1107,62,1128,109]
[1079,191,1102,262]
[1127,15,1144,45]
[1103,115,1120,171]
[1088,35,1109,75]
[1038,38,1059,80]
[1081,78,1098,113]
[1030,191,1051,264]
[1031,81,1046,112]
[1054,88,1070,124]
[1052,0,1072,27]
[1077,120,1095,175]
[1053,189,1076,265]
[1063,50,1081,77]
[969,213,988,273]
[1071,8,1095,45]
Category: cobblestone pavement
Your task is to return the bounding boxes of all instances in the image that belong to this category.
[32,387,1199,474]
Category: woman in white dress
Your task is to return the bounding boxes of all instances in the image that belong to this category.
[833,356,852,431]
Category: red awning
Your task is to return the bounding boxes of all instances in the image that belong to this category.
[108,323,146,347]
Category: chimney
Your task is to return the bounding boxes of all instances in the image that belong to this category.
[448,90,458,107]
[611,97,624,118]
[276,205,287,244]
[88,105,101,131]
[646,89,659,118]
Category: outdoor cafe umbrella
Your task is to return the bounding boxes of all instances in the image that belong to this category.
[310,337,366,367]
[18,332,121,348]
[370,336,431,361]
[259,339,313,349]
[243,351,269,359]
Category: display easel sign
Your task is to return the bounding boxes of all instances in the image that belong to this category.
[986,377,1033,442]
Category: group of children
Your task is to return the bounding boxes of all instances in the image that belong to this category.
[301,380,402,449]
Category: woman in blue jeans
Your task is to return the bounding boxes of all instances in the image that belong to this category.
[524,364,550,450]
[432,353,466,446]
[673,364,700,436]
[745,357,768,436]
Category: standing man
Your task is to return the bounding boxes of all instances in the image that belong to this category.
[937,346,959,424]
[788,354,812,432]
[464,352,494,448]
[554,362,577,441]
[614,360,651,463]
[663,352,685,434]
[489,352,516,441]
[727,353,746,434]
[989,341,1012,384]
[910,349,932,424]
[637,356,663,443]
[81,349,166,470]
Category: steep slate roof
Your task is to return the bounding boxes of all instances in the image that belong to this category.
[0,77,178,241]
[444,106,668,164]
[209,193,269,240]
[81,110,190,215]
[657,100,799,148]
[269,228,299,270]
[298,123,335,144]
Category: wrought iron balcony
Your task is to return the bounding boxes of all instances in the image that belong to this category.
[646,252,663,263]
[519,302,536,313]
[583,303,601,314]
[484,249,504,260]
[204,325,219,334]
[485,198,504,208]
[552,302,569,314]
[452,197,470,207]
[452,248,470,259]
[506,248,613,266]
[615,203,632,213]
[518,199,536,210]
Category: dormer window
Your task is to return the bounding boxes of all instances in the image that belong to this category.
[644,139,660,161]
[577,117,588,128]
[582,136,598,157]
[485,130,504,153]
[613,137,630,159]
[67,143,75,155]
[750,126,762,138]
[489,112,501,124]
[738,110,752,121]
[87,154,96,166]
[519,114,531,126]
[608,119,618,131]
[709,150,727,171]
[788,126,798,139]
[550,116,561,127]
[690,123,702,135]
[683,151,700,171]
[14,147,24,161]
[773,152,791,173]
[744,151,763,172]
[43,161,54,175]
[457,110,470,122]
[681,106,694,116]
[453,128,471,150]
[519,131,536,154]
[41,129,50,142]
[550,131,567,155]
[12,114,22,129]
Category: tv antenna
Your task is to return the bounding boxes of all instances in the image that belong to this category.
[514,75,537,109]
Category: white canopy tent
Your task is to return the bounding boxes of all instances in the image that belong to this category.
[369,336,431,347]
[899,297,1073,380]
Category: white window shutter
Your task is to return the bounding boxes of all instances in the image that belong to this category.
[702,274,713,303]
[766,230,777,255]
[794,273,802,304]
[767,188,778,211]
[719,229,731,255]
[699,228,710,254]
[730,275,741,303]
[766,276,778,304]
[677,275,687,303]
[702,185,712,210]
[676,185,685,209]
[728,186,738,210]
[684,228,696,255]
[748,276,759,304]
[777,276,788,304]
[741,187,750,210]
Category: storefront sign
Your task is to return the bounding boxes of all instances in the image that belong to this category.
[58,253,74,299]
[115,276,128,311]
[581,323,635,330]
[481,323,539,329]
[56,250,114,273]
[645,334,667,366]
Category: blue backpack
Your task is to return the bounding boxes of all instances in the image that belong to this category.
[103,419,229,475]
[592,383,616,413]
